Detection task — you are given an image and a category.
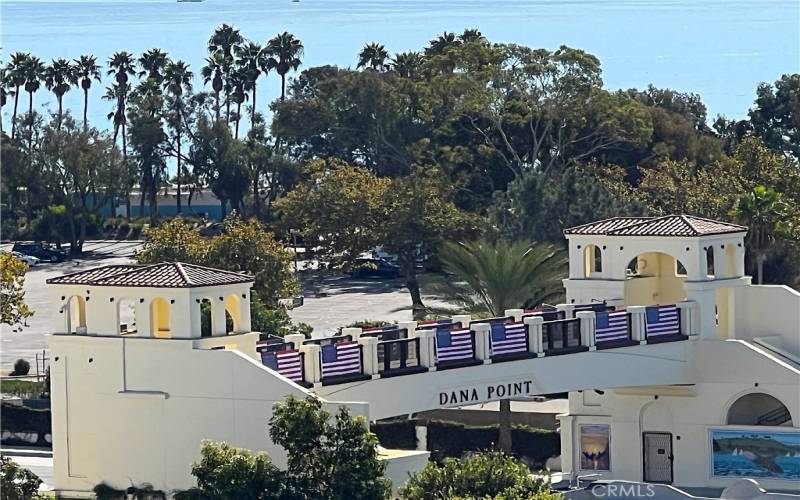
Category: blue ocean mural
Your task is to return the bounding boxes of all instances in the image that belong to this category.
[711,430,800,481]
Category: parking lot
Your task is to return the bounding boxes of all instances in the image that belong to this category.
[1,241,439,373]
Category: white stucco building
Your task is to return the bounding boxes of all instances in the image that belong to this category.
[46,215,800,497]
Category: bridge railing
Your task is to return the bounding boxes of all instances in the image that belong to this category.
[542,318,588,355]
[262,301,697,386]
[376,337,426,377]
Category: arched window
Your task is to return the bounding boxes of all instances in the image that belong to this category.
[65,296,86,334]
[118,298,137,334]
[706,247,715,278]
[150,298,171,338]
[200,298,213,337]
[584,245,603,277]
[727,393,792,426]
[224,294,241,333]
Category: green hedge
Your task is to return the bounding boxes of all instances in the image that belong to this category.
[371,419,417,449]
[372,419,559,469]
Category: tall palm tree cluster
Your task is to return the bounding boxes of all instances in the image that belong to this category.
[355,30,483,76]
[0,26,305,142]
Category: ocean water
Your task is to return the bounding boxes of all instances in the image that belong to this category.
[1,0,798,131]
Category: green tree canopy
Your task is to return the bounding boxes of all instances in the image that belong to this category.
[0,253,33,330]
[268,395,391,500]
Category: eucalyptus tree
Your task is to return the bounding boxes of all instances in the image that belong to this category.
[234,41,266,124]
[162,59,193,213]
[265,32,303,101]
[389,51,423,79]
[357,43,389,72]
[73,55,102,130]
[6,52,30,139]
[127,86,168,224]
[106,51,137,157]
[44,58,77,127]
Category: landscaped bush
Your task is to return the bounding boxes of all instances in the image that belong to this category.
[371,419,417,449]
[1,456,43,500]
[11,359,30,376]
[372,419,560,469]
[426,420,559,468]
[0,379,46,399]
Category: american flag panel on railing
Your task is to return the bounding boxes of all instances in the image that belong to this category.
[595,311,629,342]
[261,350,304,382]
[321,341,362,378]
[436,329,474,362]
[645,305,680,337]
[491,322,528,355]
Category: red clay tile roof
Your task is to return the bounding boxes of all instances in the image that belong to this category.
[564,215,747,237]
[47,262,254,288]
[562,217,653,235]
[46,264,138,285]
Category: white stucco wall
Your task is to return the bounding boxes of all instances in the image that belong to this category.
[558,339,800,490]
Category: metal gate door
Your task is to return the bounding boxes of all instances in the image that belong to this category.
[643,432,673,483]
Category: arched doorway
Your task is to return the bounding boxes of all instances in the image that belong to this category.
[150,298,171,338]
[624,252,687,307]
[200,298,213,337]
[727,393,793,426]
[117,298,137,334]
[65,296,86,334]
[224,294,241,333]
[584,244,603,277]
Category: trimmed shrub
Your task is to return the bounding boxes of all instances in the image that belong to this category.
[1,456,43,500]
[371,419,417,449]
[11,359,30,376]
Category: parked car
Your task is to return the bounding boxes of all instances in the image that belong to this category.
[349,257,401,279]
[11,251,40,266]
[12,242,68,263]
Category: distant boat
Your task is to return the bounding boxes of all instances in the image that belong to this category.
[292,0,300,3]
[177,0,204,3]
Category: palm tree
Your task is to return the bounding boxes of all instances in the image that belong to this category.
[202,53,226,122]
[425,31,460,56]
[234,41,266,124]
[138,48,169,85]
[265,32,303,101]
[357,42,389,72]
[21,56,45,119]
[208,24,243,122]
[73,55,102,130]
[163,59,193,214]
[107,51,137,157]
[390,51,424,79]
[229,67,249,139]
[0,66,14,135]
[731,186,789,284]
[459,28,486,44]
[44,58,77,126]
[430,239,568,452]
[208,24,243,60]
[6,52,30,139]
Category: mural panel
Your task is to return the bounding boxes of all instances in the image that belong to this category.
[711,429,800,481]
[580,424,611,471]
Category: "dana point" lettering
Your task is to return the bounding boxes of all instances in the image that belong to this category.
[439,380,534,406]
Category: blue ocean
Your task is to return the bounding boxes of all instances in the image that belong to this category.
[1,0,798,130]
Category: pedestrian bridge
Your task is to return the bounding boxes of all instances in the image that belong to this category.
[242,302,696,420]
